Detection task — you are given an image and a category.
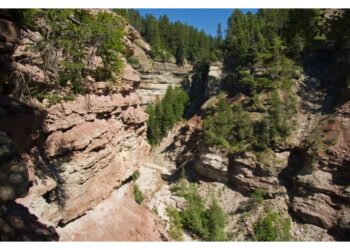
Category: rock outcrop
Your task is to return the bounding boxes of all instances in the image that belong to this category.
[158,53,349,241]
[228,150,289,197]
[290,100,350,239]
[9,62,167,240]
[57,183,166,241]
[205,62,226,98]
[17,88,151,226]
[124,24,193,103]
[195,148,229,183]
[0,61,167,240]
[0,11,167,241]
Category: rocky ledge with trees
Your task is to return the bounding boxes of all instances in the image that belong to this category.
[0,8,349,242]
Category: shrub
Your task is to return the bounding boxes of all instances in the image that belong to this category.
[127,56,141,69]
[205,199,226,241]
[171,179,227,241]
[181,190,209,239]
[203,93,253,151]
[33,93,75,106]
[253,209,292,241]
[132,170,140,181]
[150,48,172,62]
[21,9,125,94]
[250,188,266,204]
[133,184,144,204]
[240,75,257,96]
[167,207,184,241]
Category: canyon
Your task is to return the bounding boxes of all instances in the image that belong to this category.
[0,9,349,241]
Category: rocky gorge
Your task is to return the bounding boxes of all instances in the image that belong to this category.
[0,10,168,241]
[0,9,349,242]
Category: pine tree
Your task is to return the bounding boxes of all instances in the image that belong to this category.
[216,23,223,41]
[146,104,156,144]
[158,15,171,48]
[205,199,226,241]
[162,86,176,130]
[146,87,189,145]
[144,14,161,50]
[285,9,321,47]
[155,101,166,138]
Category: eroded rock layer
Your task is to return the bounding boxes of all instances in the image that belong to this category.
[17,90,151,226]
[57,183,166,241]
[123,25,193,103]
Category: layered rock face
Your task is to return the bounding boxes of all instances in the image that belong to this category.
[160,57,350,240]
[17,89,150,226]
[290,101,350,239]
[205,62,226,98]
[124,25,193,103]
[195,148,229,183]
[12,67,167,240]
[10,67,168,240]
[57,183,166,241]
[228,150,289,197]
[0,12,167,240]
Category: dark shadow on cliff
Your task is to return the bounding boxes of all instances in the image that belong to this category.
[0,201,59,241]
[277,147,305,201]
[182,61,209,119]
[28,146,69,210]
[159,124,202,184]
[302,42,350,112]
[160,158,197,184]
[0,95,68,210]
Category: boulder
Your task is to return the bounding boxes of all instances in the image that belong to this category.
[195,148,229,183]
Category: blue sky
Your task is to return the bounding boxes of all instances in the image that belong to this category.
[137,9,258,37]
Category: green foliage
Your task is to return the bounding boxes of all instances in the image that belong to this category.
[203,94,235,148]
[223,9,324,69]
[181,188,209,239]
[219,15,302,152]
[205,199,226,241]
[21,9,124,94]
[253,209,292,241]
[116,10,218,64]
[149,48,172,62]
[252,90,296,151]
[133,184,144,204]
[146,86,189,145]
[131,170,140,181]
[303,125,328,171]
[167,207,184,241]
[171,179,227,241]
[284,10,322,51]
[203,90,296,152]
[203,94,253,151]
[33,93,75,106]
[114,9,144,34]
[250,188,266,204]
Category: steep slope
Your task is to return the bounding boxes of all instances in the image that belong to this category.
[0,10,167,241]
[1,9,349,242]
[153,53,349,240]
[124,25,193,103]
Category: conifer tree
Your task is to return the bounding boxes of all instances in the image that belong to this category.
[216,23,223,41]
